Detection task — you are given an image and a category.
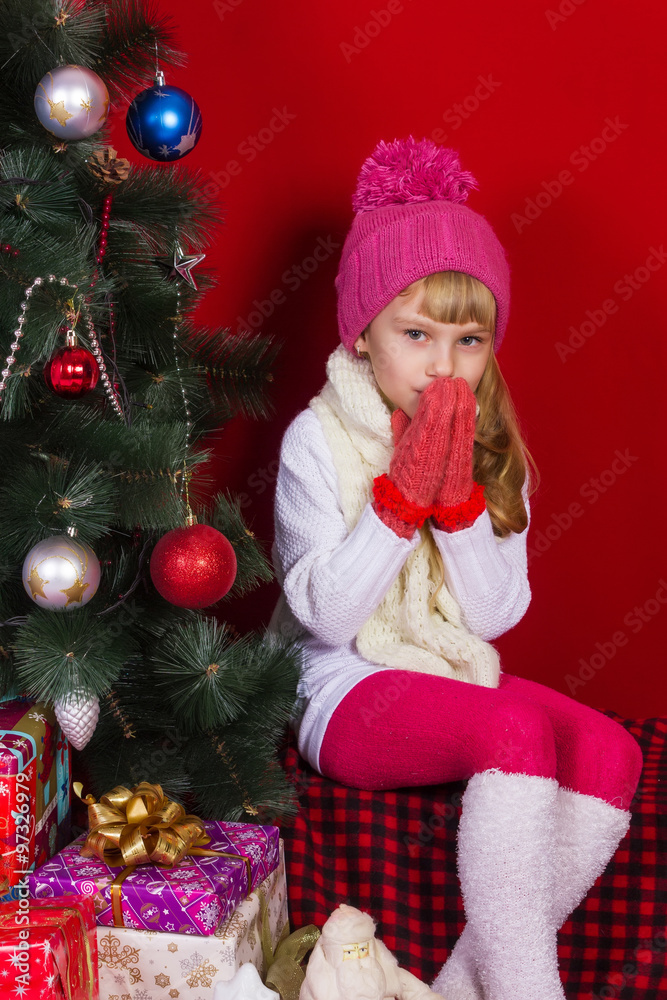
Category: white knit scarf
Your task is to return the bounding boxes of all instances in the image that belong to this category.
[309,345,500,687]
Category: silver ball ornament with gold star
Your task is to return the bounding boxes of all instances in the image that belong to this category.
[34,65,109,141]
[23,531,101,611]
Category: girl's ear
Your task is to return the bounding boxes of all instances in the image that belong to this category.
[353,332,367,356]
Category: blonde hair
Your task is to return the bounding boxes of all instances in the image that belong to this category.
[397,270,538,537]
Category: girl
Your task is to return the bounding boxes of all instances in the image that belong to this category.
[270,137,643,1000]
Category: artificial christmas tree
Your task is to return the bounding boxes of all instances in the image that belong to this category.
[0,0,299,823]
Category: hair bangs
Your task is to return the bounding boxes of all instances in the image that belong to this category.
[401,271,497,334]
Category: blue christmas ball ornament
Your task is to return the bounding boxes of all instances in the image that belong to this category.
[126,73,202,161]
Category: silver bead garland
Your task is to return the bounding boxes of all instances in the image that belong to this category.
[0,274,125,420]
[173,287,192,501]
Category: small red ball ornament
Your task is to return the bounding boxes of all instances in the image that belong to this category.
[149,522,237,608]
[45,331,99,398]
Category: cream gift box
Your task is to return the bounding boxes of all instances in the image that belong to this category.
[97,841,288,997]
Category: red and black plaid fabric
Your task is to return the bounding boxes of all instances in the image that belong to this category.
[277,714,666,999]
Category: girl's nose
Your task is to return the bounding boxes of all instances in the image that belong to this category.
[426,347,453,378]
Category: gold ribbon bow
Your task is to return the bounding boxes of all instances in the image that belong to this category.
[73,781,254,930]
[74,781,210,867]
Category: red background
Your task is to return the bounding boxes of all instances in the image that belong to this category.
[106,0,666,718]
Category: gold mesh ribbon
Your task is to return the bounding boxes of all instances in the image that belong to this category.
[258,884,320,1000]
[75,781,210,867]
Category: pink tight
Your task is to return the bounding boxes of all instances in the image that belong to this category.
[319,671,643,809]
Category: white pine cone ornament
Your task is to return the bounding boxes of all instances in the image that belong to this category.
[54,691,100,750]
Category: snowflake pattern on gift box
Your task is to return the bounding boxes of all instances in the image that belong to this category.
[132,992,151,1000]
[247,916,257,950]
[28,711,47,723]
[154,973,171,987]
[167,942,178,953]
[98,931,143,984]
[0,783,8,795]
[217,910,248,940]
[75,865,106,877]
[179,952,218,989]
[217,943,237,967]
[242,843,264,865]
[169,991,180,998]
[196,899,222,931]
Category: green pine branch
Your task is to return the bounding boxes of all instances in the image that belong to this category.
[187,326,279,423]
[0,1,106,101]
[13,605,138,701]
[93,0,186,102]
[209,492,273,598]
[0,455,117,558]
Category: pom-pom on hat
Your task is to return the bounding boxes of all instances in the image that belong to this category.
[335,137,511,351]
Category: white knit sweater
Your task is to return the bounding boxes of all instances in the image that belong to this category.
[271,407,532,773]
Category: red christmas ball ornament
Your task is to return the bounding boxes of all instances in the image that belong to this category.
[150,522,237,609]
[45,331,99,399]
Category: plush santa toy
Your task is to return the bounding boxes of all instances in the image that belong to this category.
[299,905,444,1000]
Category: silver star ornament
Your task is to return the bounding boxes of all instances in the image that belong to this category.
[156,243,206,289]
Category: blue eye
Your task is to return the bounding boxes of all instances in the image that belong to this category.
[405,329,426,341]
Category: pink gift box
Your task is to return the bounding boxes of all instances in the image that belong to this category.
[28,820,279,935]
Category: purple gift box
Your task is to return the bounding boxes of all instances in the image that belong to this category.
[28,820,280,936]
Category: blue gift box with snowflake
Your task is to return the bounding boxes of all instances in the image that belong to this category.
[28,820,279,935]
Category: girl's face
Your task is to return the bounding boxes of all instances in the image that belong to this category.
[353,286,494,419]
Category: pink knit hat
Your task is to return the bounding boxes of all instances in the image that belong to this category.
[335,137,511,351]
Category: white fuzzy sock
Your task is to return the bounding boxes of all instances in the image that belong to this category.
[550,787,631,927]
[432,785,632,1000]
[444,769,563,1000]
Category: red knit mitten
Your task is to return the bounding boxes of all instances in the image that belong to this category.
[432,378,486,532]
[373,379,456,538]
